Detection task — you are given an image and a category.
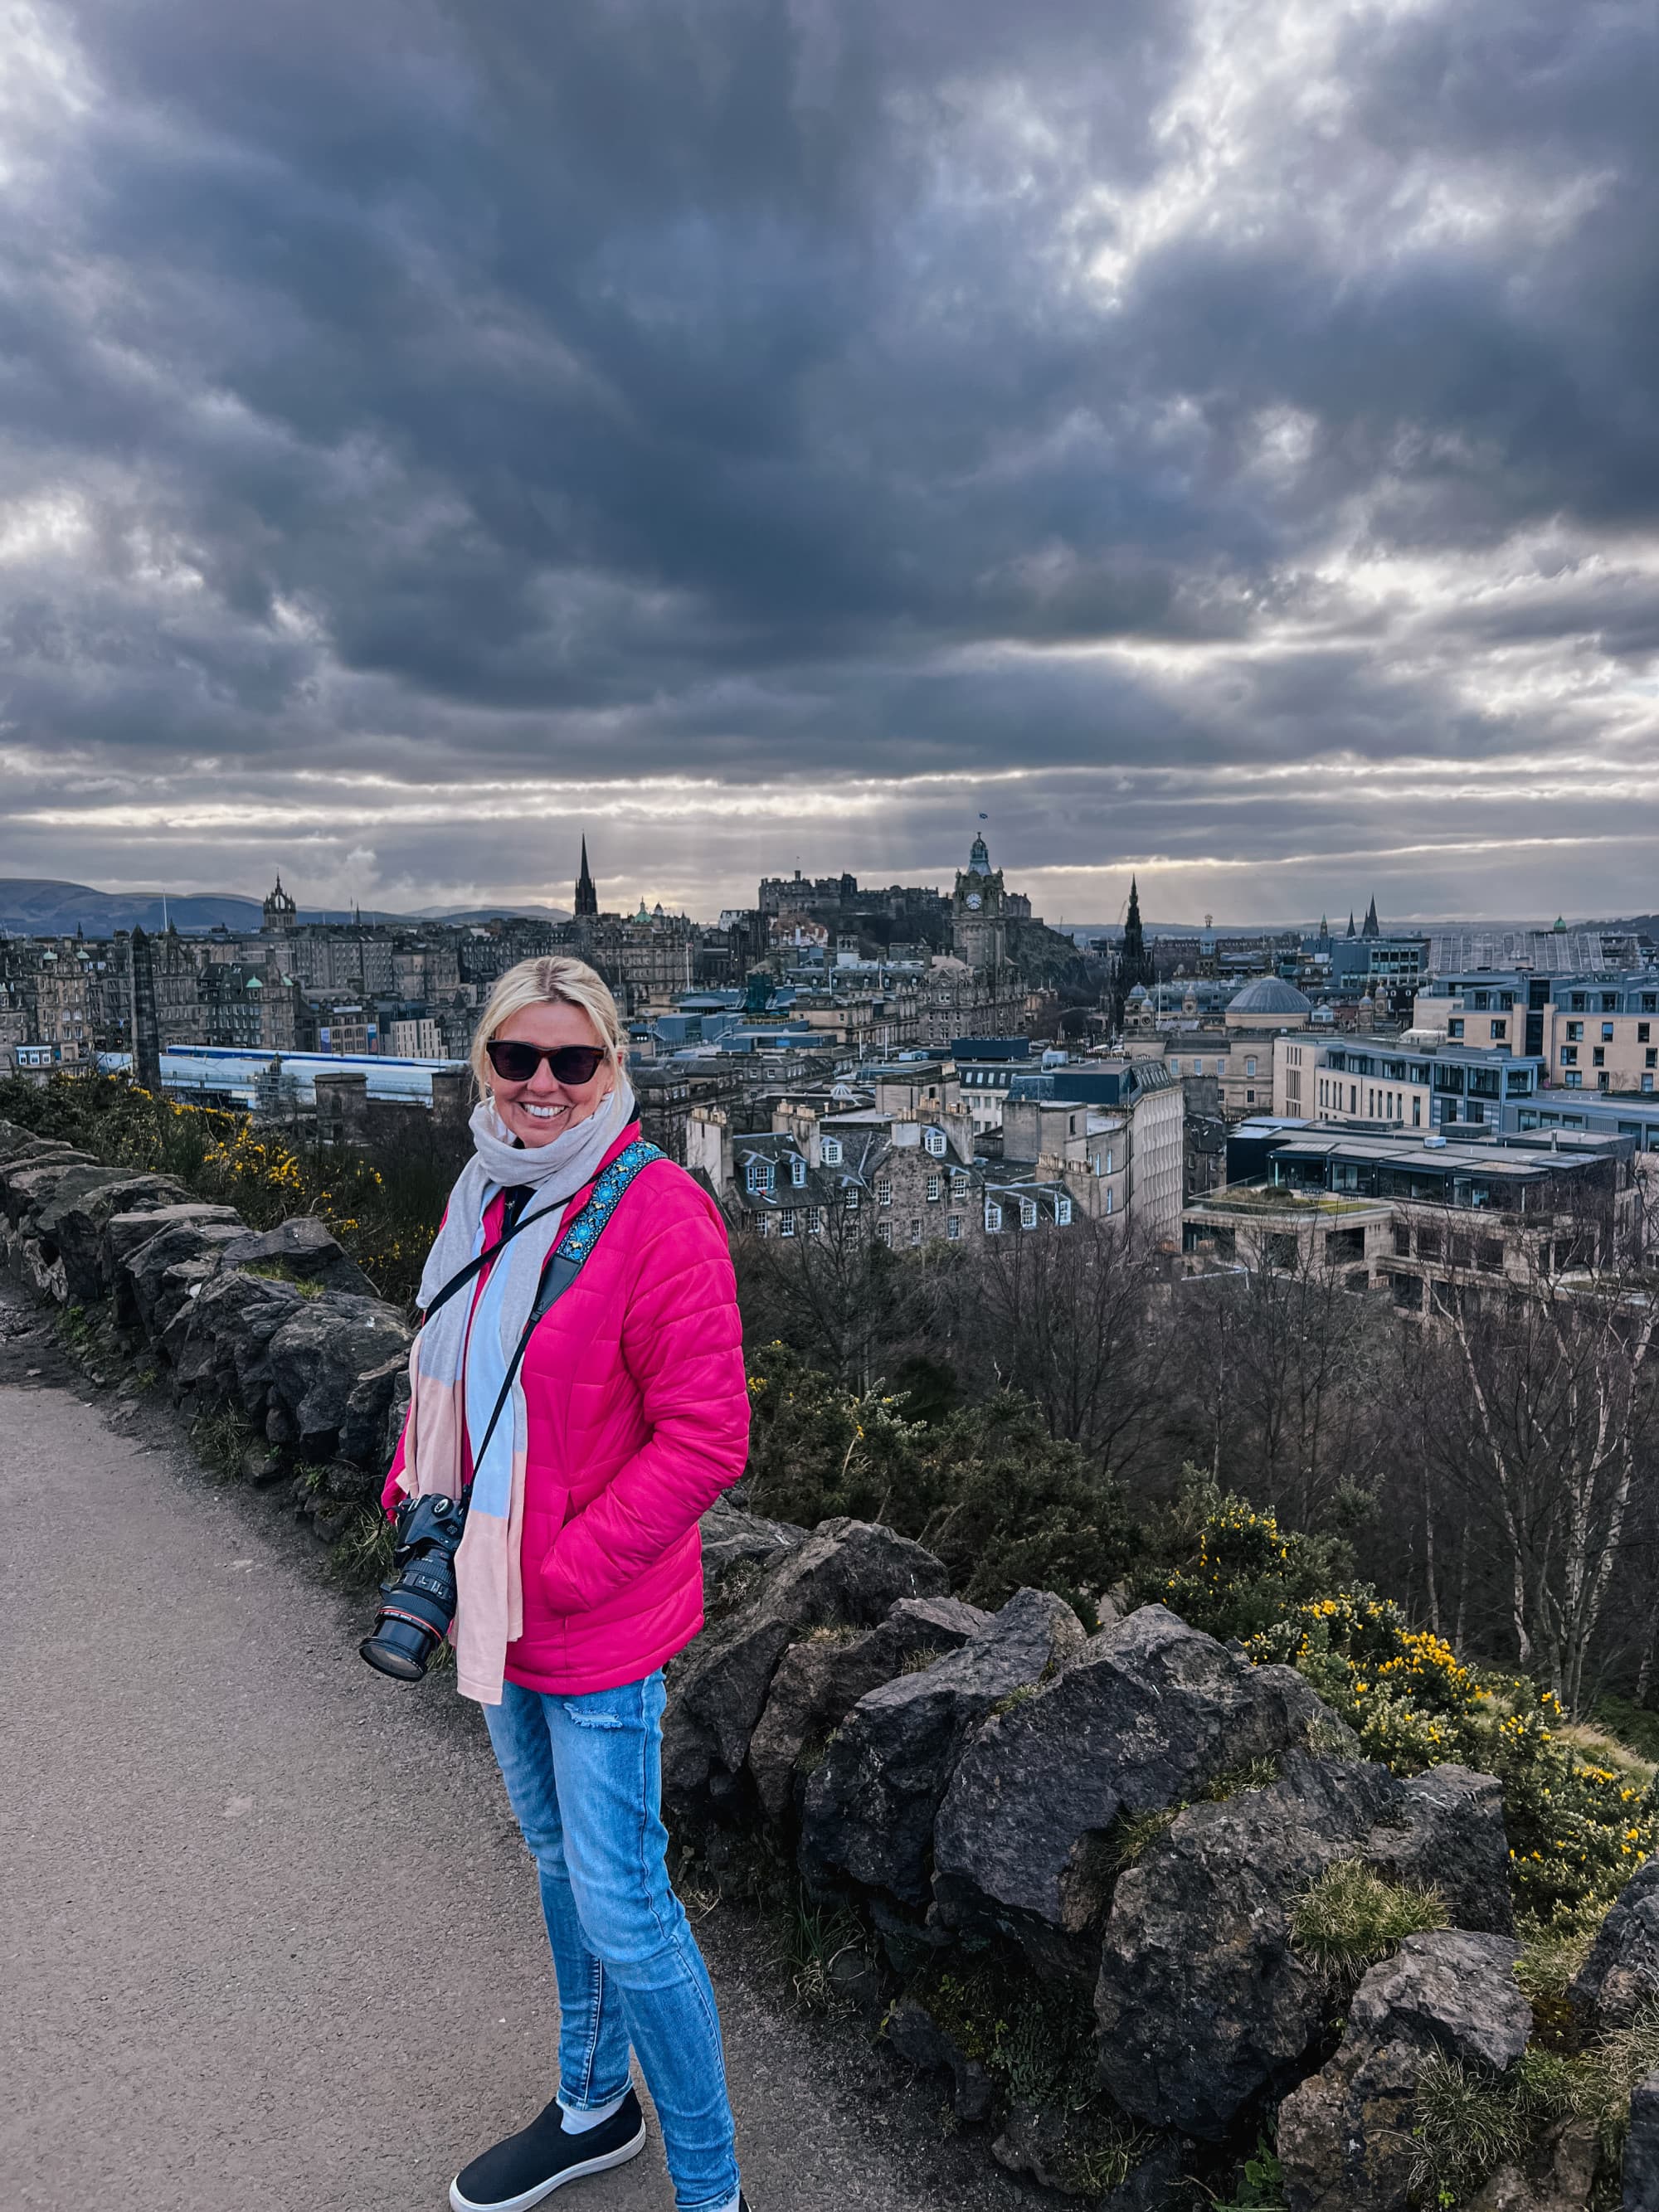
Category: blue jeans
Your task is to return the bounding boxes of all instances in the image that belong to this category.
[483,1670,741,2212]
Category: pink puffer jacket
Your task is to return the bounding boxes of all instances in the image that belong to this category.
[382,1122,750,1694]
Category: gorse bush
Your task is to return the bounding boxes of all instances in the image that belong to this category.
[1155,1488,1659,1931]
[742,1341,1136,1620]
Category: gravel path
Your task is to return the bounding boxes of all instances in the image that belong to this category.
[0,1304,1039,2212]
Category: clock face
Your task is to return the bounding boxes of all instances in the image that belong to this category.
[966,892,982,911]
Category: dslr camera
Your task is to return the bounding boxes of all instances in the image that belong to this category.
[359,1491,468,1681]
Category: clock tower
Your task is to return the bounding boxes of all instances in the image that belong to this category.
[951,830,1007,971]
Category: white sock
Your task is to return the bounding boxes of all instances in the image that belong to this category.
[557,2088,629,2134]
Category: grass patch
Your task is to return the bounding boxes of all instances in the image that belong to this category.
[1107,1805,1180,1870]
[1199,1755,1282,1802]
[189,1404,254,1484]
[329,1505,397,1591]
[1289,1859,1447,1980]
[245,1263,324,1300]
[1595,1695,1659,1767]
[1410,2009,1659,2204]
[777,1889,869,2015]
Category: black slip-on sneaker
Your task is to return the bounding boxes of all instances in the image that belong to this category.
[449,2090,647,2212]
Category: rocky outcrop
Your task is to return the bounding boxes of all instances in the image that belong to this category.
[1569,1855,1659,2033]
[800,1587,1084,1904]
[886,1996,995,2122]
[699,1493,808,1601]
[747,1593,989,1827]
[116,1215,251,1334]
[1625,2069,1659,2212]
[663,1518,951,1821]
[1095,1753,1402,2138]
[1362,1763,1514,1937]
[933,1604,1341,1980]
[1279,1932,1530,2212]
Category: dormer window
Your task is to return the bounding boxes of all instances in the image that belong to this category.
[820,1137,843,1165]
[1055,1198,1073,1226]
[923,1125,946,1157]
[791,1155,806,1187]
[1019,1198,1039,1230]
[985,1201,1003,1233]
[745,1159,774,1195]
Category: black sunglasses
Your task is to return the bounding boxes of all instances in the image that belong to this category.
[485,1039,607,1085]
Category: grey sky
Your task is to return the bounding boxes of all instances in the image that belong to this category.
[2,0,1655,924]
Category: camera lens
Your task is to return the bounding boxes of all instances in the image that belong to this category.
[359,1617,435,1680]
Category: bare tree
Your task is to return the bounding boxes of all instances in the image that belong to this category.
[946,1214,1165,1481]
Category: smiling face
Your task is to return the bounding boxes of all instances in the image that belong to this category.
[487,998,614,1148]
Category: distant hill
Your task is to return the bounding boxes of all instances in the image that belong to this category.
[0,879,569,936]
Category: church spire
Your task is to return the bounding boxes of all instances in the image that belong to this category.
[574,836,598,920]
[1362,895,1380,939]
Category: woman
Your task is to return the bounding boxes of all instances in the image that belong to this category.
[382,955,752,2212]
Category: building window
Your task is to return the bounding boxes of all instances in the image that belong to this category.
[877,1222,893,1247]
[1245,1057,1257,1077]
[1603,1023,1616,1043]
[1491,1020,1506,1041]
[806,1207,823,1233]
[1447,1019,1464,1038]
[877,1178,893,1207]
[985,1202,1003,1233]
[1562,1047,1578,1066]
[927,1174,941,1202]
[923,1125,947,1157]
[845,1187,859,1211]
[1593,1048,1606,1067]
[1640,1024,1652,1044]
[1648,1049,1657,1070]
[1019,1198,1039,1230]
[951,1171,969,1198]
[1565,1071,1582,1088]
[820,1137,842,1165]
[1170,1058,1180,1075]
[791,1155,806,1188]
[1055,1197,1073,1226]
[1104,1187,1114,1214]
[1566,1021,1583,1041]
[910,1219,922,1247]
[946,1213,961,1240]
[780,1208,796,1237]
[1644,1076,1654,1095]
[745,1159,773,1194]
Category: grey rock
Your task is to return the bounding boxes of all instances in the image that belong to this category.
[0,1124,85,1167]
[663,1518,950,1821]
[1278,1931,1530,2212]
[120,1220,251,1336]
[1095,1752,1403,2138]
[1466,2118,1597,2212]
[1363,1764,1514,1937]
[1569,1856,1659,2033]
[31,1170,194,1300]
[699,1494,809,1596]
[240,1445,287,1487]
[885,1997,995,2122]
[800,1587,1084,1904]
[105,1199,243,1266]
[214,1216,375,1298]
[934,1604,1343,1980]
[748,1594,990,1829]
[339,1350,411,1472]
[1625,2068,1659,2212]
[0,1154,101,1225]
[163,1267,311,1411]
[258,1299,413,1457]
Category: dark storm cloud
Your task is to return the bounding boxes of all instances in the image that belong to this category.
[2,0,1656,915]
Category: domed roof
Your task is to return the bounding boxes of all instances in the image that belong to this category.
[1126,983,1150,1003]
[1227,975,1313,1017]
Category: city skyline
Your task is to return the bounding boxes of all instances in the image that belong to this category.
[1,3,1654,921]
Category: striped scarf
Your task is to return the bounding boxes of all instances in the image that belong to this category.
[392,1080,635,1704]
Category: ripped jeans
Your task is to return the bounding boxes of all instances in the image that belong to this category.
[483,1671,741,2212]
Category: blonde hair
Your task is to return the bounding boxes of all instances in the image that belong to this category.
[469,955,625,1100]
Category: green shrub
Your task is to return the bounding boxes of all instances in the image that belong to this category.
[742,1342,1136,1619]
[1289,1859,1447,1978]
